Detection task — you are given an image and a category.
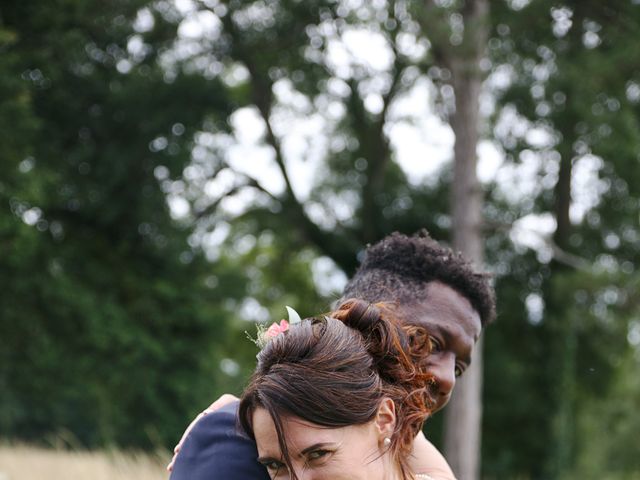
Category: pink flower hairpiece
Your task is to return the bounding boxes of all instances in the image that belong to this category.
[265,319,290,339]
[247,306,302,348]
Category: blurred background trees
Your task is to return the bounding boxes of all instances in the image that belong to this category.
[1,0,638,478]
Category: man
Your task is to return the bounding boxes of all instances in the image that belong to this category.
[169,231,495,479]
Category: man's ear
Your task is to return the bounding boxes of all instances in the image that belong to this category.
[374,397,397,439]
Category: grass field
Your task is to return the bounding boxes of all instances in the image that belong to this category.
[0,444,170,480]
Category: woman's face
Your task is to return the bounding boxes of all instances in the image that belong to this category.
[252,407,392,480]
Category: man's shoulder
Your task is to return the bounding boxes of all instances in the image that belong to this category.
[170,400,269,480]
[179,401,242,447]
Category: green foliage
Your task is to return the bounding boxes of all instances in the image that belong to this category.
[0,0,238,448]
[482,2,640,477]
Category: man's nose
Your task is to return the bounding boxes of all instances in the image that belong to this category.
[430,355,456,399]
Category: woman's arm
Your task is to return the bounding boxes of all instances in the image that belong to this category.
[409,431,456,480]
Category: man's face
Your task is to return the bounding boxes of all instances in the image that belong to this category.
[396,281,482,413]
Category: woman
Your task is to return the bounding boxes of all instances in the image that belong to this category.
[238,299,439,480]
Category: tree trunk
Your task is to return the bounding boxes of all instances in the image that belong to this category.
[550,132,575,478]
[444,338,484,480]
[554,146,572,251]
[442,1,488,479]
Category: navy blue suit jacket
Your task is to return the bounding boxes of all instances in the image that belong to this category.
[170,401,270,480]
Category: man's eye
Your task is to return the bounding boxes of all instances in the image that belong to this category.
[455,364,464,377]
[429,336,442,352]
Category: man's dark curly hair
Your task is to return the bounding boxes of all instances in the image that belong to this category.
[342,231,496,326]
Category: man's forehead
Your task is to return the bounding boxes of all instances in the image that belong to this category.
[396,282,482,340]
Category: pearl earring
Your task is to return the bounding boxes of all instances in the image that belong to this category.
[383,437,391,447]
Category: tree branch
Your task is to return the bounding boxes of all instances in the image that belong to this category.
[192,172,279,220]
[215,3,361,272]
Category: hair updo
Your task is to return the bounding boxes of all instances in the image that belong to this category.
[238,298,435,480]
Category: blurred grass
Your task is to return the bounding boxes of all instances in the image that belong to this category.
[0,444,170,480]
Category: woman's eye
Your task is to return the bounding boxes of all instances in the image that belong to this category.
[455,364,463,378]
[262,460,285,473]
[307,449,330,461]
[429,336,442,352]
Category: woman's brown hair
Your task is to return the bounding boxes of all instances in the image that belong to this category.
[238,298,435,480]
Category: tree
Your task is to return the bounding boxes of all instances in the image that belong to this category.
[0,0,242,447]
[484,1,640,477]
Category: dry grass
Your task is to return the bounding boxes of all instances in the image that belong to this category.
[0,444,170,480]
